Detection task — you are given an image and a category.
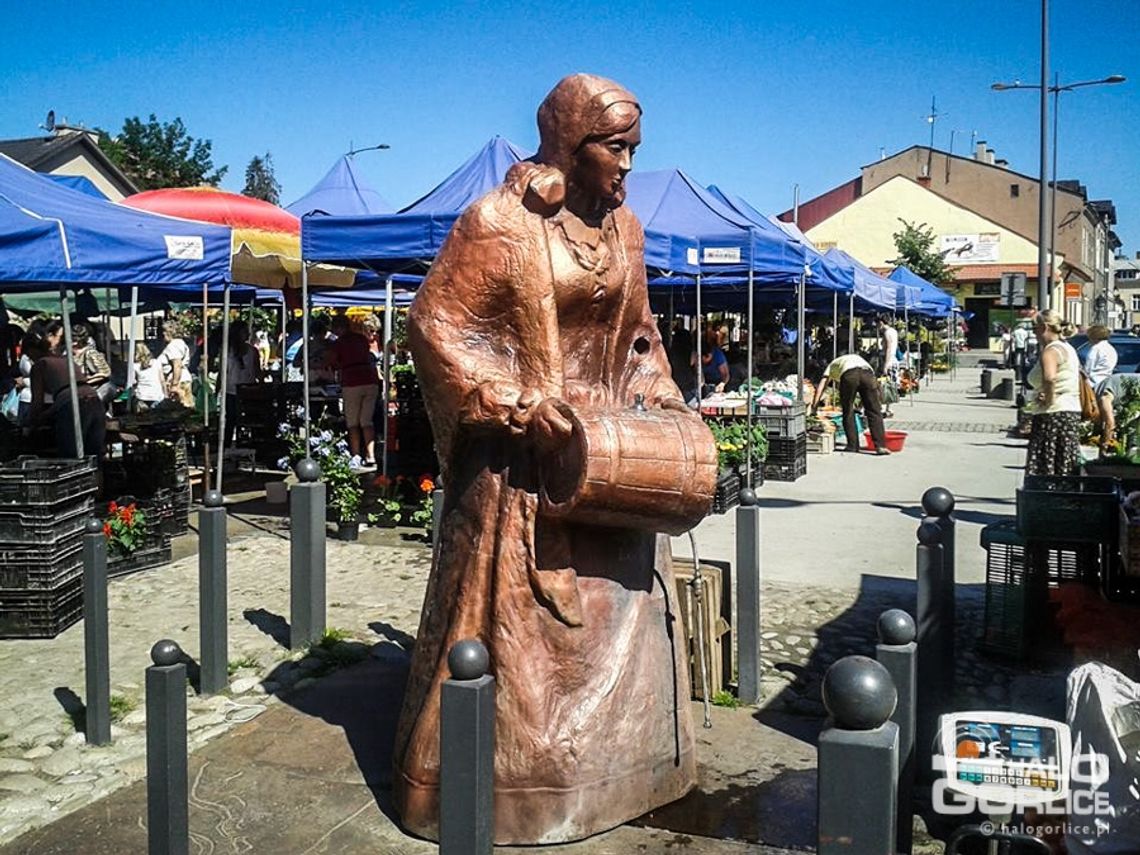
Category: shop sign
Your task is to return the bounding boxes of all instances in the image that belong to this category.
[1064,283,1082,301]
[702,247,742,264]
[940,232,1001,264]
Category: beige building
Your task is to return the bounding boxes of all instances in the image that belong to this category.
[782,143,1118,346]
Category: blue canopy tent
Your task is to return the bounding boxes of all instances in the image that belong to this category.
[888,266,956,318]
[0,152,233,459]
[45,175,108,200]
[286,155,395,218]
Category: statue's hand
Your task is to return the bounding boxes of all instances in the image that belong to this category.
[530,398,574,453]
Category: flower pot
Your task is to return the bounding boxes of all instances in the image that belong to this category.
[336,520,360,541]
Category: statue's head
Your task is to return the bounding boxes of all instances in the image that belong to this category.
[536,74,641,212]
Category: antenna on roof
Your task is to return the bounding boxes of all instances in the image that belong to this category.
[40,110,55,133]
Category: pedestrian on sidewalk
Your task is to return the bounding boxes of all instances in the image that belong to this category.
[811,351,890,455]
[1012,321,1029,379]
[1024,310,1081,476]
[1084,325,1118,387]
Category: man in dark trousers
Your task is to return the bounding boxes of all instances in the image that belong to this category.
[810,351,890,455]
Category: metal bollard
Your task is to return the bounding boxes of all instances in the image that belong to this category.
[921,487,956,636]
[289,458,326,650]
[198,490,228,694]
[877,609,917,855]
[82,518,111,745]
[915,518,950,782]
[147,639,188,855]
[440,639,495,855]
[735,487,762,704]
[818,655,899,855]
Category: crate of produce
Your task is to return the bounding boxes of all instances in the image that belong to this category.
[0,457,98,507]
[0,496,94,545]
[763,457,808,482]
[0,578,83,639]
[712,470,740,514]
[752,401,806,437]
[0,538,84,591]
[1016,475,1119,545]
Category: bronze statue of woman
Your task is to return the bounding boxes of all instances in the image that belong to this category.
[394,73,716,844]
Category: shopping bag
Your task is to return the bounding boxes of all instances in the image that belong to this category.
[0,388,18,422]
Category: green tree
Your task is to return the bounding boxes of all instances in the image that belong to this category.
[242,152,281,204]
[889,219,957,286]
[98,114,227,190]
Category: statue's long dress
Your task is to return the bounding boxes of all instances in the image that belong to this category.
[394,164,701,844]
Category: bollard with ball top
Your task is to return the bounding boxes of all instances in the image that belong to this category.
[290,458,326,650]
[440,638,495,855]
[877,609,917,854]
[915,517,951,783]
[83,516,111,745]
[735,485,762,704]
[146,639,188,855]
[921,486,956,638]
[198,489,228,694]
[817,655,899,855]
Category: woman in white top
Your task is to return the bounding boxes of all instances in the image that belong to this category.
[157,321,193,408]
[133,343,166,409]
[1025,310,1081,476]
[1083,324,1117,386]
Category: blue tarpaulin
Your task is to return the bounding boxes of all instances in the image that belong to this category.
[286,155,394,217]
[888,265,957,317]
[45,174,108,199]
[302,137,528,271]
[823,248,897,311]
[0,153,232,289]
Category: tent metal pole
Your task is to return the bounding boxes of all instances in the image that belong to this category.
[694,272,703,411]
[905,303,914,406]
[216,284,231,495]
[745,262,755,487]
[848,293,855,353]
[126,286,139,391]
[279,299,287,383]
[381,276,393,478]
[832,291,838,361]
[667,287,674,350]
[796,267,806,403]
[201,283,211,494]
[302,263,312,444]
[58,288,84,459]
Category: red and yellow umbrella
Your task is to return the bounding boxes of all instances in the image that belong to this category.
[120,187,354,289]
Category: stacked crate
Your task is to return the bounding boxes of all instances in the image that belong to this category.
[0,457,98,639]
[755,402,808,482]
[105,436,190,537]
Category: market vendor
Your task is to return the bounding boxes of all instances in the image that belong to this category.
[1095,373,1140,452]
[24,325,105,459]
[71,323,114,402]
[810,351,889,455]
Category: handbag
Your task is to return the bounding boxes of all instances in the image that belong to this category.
[1079,372,1100,422]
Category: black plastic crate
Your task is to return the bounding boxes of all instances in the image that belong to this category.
[0,457,98,507]
[108,542,173,580]
[753,402,806,438]
[1017,475,1119,545]
[979,521,1040,660]
[0,578,83,639]
[0,538,83,591]
[0,497,94,546]
[712,470,740,514]
[765,434,808,464]
[763,456,808,482]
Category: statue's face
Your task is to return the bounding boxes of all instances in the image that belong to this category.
[571,118,641,209]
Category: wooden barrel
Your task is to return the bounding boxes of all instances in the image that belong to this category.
[539,406,717,535]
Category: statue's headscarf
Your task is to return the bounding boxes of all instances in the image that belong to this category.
[536,74,641,176]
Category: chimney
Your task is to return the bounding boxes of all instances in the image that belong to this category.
[986,147,996,164]
[995,158,1008,169]
[1136,251,1140,260]
[974,140,987,161]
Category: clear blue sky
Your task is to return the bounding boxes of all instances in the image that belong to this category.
[3,1,1138,250]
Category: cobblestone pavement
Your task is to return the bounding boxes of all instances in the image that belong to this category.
[886,420,1010,433]
[0,527,1046,846]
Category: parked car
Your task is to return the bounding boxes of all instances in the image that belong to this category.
[1069,333,1140,374]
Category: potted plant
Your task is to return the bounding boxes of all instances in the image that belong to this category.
[409,474,436,539]
[103,500,149,557]
[277,417,364,541]
[368,474,404,528]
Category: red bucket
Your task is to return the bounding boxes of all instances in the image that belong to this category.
[864,430,908,452]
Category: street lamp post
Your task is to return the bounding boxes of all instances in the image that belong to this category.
[991,73,1126,315]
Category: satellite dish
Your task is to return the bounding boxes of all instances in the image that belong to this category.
[44,110,55,132]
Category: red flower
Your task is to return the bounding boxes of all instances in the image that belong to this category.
[102,522,111,538]
[108,501,119,513]
[374,474,391,488]
[419,477,435,493]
